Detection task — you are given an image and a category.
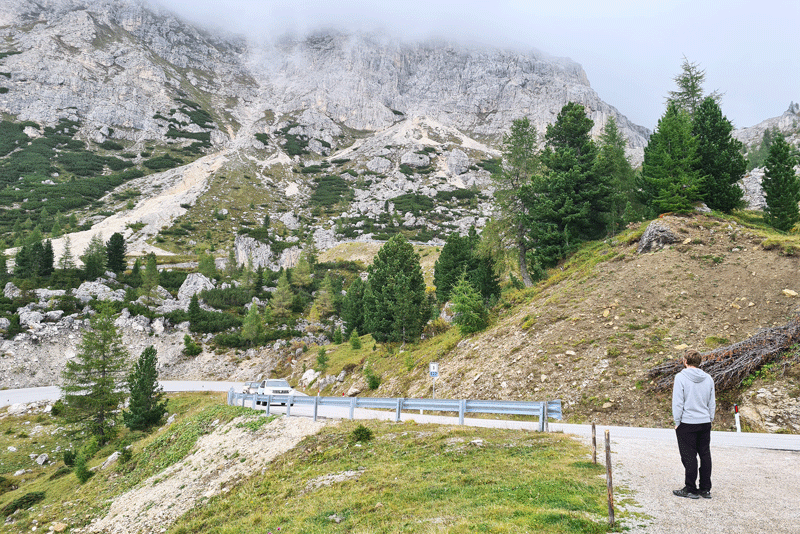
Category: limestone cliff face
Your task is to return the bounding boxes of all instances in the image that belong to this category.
[0,0,648,153]
[251,32,650,149]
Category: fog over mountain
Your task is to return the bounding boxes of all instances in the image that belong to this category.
[153,0,800,130]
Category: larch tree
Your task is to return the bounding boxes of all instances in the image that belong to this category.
[61,303,129,443]
[667,56,721,117]
[270,271,294,318]
[81,234,107,280]
[493,117,539,286]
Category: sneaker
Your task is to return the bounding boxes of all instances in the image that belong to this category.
[698,490,711,499]
[673,487,700,499]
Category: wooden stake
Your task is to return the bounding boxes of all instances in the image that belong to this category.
[592,422,597,464]
[605,429,614,526]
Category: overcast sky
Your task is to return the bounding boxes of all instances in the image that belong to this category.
[154,0,798,131]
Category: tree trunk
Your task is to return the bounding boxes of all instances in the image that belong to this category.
[517,222,533,287]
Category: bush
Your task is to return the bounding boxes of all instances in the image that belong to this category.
[50,399,65,417]
[1,491,45,517]
[0,476,16,495]
[74,455,93,484]
[349,424,374,443]
[349,329,362,350]
[183,334,202,356]
[363,362,380,390]
[62,450,76,467]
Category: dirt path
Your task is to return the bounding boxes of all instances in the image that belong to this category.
[608,436,800,533]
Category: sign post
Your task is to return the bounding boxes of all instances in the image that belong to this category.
[429,362,439,400]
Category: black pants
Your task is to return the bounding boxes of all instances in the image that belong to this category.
[676,422,712,492]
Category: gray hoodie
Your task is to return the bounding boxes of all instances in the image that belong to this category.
[672,367,716,427]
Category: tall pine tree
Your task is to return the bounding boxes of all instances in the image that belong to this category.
[123,345,167,431]
[106,232,126,273]
[341,276,366,337]
[595,117,636,234]
[762,134,800,231]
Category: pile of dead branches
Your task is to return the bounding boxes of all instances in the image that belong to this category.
[647,316,800,391]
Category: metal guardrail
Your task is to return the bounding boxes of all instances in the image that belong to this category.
[227,389,562,432]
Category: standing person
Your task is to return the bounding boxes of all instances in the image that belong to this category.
[672,349,715,499]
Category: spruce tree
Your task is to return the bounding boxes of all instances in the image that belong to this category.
[762,134,800,231]
[433,228,499,303]
[693,97,746,212]
[638,102,701,215]
[364,234,428,343]
[595,117,636,235]
[81,234,107,280]
[450,275,489,334]
[105,232,126,273]
[123,345,167,431]
[61,303,129,443]
[341,276,366,336]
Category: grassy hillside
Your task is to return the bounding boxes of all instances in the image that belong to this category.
[296,212,800,433]
[0,394,617,533]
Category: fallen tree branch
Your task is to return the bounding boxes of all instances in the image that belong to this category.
[647,316,800,391]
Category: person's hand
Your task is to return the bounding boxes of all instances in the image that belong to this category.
[675,425,679,429]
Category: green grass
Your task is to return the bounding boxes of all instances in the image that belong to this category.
[170,420,612,534]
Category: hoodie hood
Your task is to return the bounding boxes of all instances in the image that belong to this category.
[682,367,710,383]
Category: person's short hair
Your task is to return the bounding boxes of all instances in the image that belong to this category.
[684,350,702,367]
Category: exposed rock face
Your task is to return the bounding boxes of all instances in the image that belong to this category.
[637,221,679,254]
[177,273,215,301]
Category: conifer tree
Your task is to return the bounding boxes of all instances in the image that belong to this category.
[493,117,540,286]
[270,271,294,318]
[450,275,489,334]
[341,276,366,337]
[241,302,265,344]
[123,345,167,431]
[58,235,76,270]
[141,252,159,294]
[81,235,107,280]
[527,102,608,268]
[595,117,636,235]
[668,56,721,117]
[291,255,313,289]
[638,102,701,215]
[364,234,428,343]
[61,304,128,443]
[692,97,746,212]
[198,251,217,279]
[105,232,126,273]
[762,134,800,231]
[314,275,336,319]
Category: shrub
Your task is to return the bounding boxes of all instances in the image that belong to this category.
[62,450,76,467]
[0,476,16,495]
[349,329,362,350]
[349,424,374,443]
[183,334,202,356]
[1,491,45,517]
[74,455,92,484]
[50,399,65,417]
[363,362,380,390]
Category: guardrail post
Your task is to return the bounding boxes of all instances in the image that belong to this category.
[543,398,549,432]
[395,398,403,422]
[286,396,293,417]
[313,395,319,422]
[252,394,257,410]
[349,397,356,420]
[538,402,545,432]
[459,399,466,425]
[241,394,246,408]
[227,388,233,406]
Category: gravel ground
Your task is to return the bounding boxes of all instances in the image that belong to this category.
[606,436,800,533]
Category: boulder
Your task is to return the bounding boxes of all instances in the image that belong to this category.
[366,156,392,174]
[4,282,21,300]
[446,148,469,175]
[35,453,49,466]
[400,151,430,168]
[177,273,215,301]
[101,451,120,470]
[637,221,679,253]
[44,310,64,322]
[299,369,321,388]
[0,318,9,330]
[19,311,44,327]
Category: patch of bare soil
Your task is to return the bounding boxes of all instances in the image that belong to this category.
[413,214,800,430]
[83,415,327,534]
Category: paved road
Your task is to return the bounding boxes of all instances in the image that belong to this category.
[4,382,800,451]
